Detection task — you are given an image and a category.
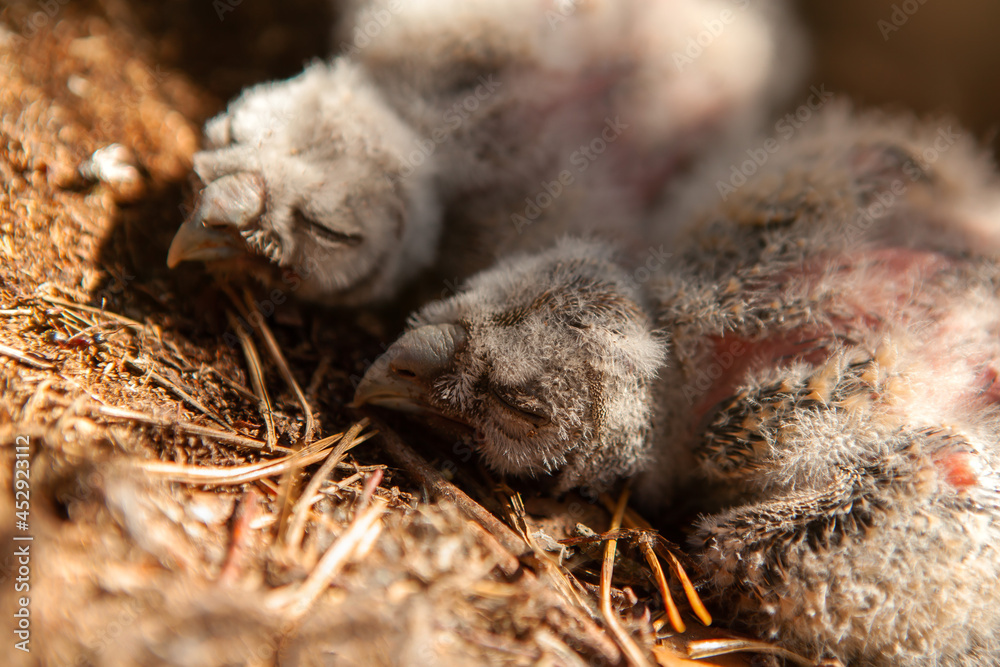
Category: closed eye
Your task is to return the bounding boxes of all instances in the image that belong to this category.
[292,208,364,247]
[490,387,549,428]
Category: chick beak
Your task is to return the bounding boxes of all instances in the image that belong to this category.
[167,172,266,268]
[353,323,467,415]
[167,217,242,267]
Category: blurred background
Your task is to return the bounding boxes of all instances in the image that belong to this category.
[33,0,999,152]
[795,0,1000,153]
[2,0,993,151]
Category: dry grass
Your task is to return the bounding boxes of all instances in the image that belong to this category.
[0,2,829,665]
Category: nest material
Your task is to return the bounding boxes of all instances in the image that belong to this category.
[0,2,820,665]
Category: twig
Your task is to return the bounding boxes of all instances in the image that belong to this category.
[558,528,653,547]
[578,580,639,609]
[273,469,299,549]
[354,468,383,513]
[372,420,528,557]
[686,637,817,666]
[649,646,712,666]
[317,471,365,496]
[225,286,307,539]
[94,403,281,452]
[600,487,653,667]
[64,321,125,343]
[640,536,685,633]
[270,497,388,619]
[136,444,336,485]
[327,463,386,474]
[601,493,712,627]
[284,421,368,553]
[38,293,146,329]
[241,287,315,444]
[306,354,332,403]
[135,423,373,486]
[373,419,621,664]
[53,304,97,331]
[218,487,264,586]
[533,628,591,667]
[464,520,521,577]
[124,356,229,429]
[201,364,259,403]
[660,547,712,627]
[227,309,277,451]
[0,342,54,369]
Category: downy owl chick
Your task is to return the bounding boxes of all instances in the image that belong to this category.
[167,0,800,305]
[356,237,666,493]
[357,105,1000,665]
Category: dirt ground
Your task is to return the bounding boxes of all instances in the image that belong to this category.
[1,1,999,666]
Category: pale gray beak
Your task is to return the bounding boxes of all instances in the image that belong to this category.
[167,172,266,268]
[353,323,467,413]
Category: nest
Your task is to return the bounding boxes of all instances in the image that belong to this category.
[0,2,824,665]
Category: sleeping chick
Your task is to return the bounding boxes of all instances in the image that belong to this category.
[167,0,800,305]
[355,105,1000,665]
[355,237,666,492]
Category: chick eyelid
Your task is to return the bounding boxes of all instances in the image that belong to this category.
[292,208,364,246]
[489,386,549,428]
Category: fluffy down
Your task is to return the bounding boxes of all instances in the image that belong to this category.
[168,0,800,305]
[359,106,1000,665]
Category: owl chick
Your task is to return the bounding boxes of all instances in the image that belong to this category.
[167,0,800,305]
[355,105,1000,665]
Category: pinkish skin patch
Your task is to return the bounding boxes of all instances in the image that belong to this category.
[519,65,696,209]
[833,247,954,321]
[690,330,834,428]
[687,246,976,428]
[933,449,980,491]
[977,365,1000,406]
[686,246,999,493]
